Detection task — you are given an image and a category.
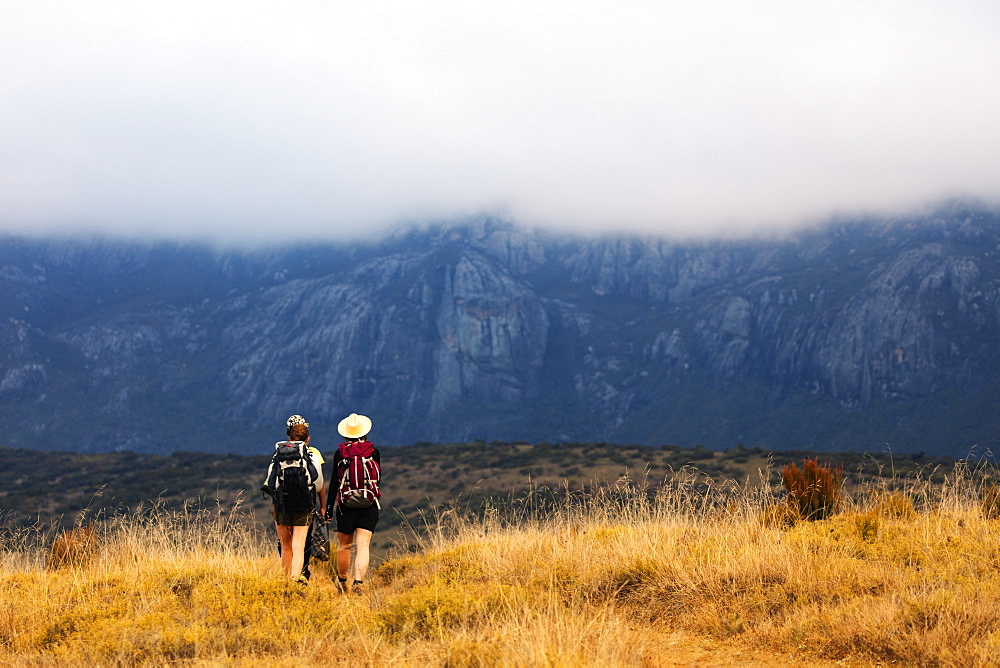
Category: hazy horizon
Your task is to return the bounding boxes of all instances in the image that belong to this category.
[3,1,999,244]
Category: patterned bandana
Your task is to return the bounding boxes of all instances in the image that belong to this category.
[286,414,309,429]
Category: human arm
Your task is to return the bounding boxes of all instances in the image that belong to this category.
[308,448,326,515]
[320,480,329,519]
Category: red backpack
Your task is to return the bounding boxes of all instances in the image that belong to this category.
[333,440,381,509]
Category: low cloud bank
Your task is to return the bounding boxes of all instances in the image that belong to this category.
[2,1,999,243]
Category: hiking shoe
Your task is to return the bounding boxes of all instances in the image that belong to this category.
[335,577,349,594]
[292,575,309,586]
[352,580,365,595]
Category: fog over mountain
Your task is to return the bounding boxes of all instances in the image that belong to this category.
[3,205,1000,458]
[3,1,1000,242]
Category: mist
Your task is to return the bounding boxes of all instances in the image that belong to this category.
[2,0,999,243]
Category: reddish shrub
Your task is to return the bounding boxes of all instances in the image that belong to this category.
[781,459,843,521]
[46,524,98,569]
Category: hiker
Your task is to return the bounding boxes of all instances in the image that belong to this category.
[329,412,381,593]
[262,414,326,583]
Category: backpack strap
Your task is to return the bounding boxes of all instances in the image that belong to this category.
[261,447,281,498]
[367,456,381,510]
[334,465,350,510]
[303,444,319,492]
[369,455,382,509]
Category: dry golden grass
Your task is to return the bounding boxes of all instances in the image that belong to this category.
[3,465,1000,666]
[44,524,98,570]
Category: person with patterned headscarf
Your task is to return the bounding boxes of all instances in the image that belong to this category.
[264,414,325,582]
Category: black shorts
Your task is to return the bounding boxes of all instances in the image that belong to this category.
[272,505,312,526]
[336,504,379,534]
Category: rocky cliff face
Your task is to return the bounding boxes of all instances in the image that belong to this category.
[3,207,999,456]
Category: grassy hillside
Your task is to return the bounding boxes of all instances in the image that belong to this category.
[1,441,949,554]
[2,458,999,665]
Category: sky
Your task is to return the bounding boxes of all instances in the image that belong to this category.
[2,0,999,243]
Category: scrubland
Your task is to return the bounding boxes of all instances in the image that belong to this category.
[3,463,1000,666]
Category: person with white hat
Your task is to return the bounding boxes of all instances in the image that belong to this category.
[328,412,382,593]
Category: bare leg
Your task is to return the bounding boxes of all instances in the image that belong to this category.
[336,531,354,580]
[276,524,294,577]
[289,525,309,580]
[352,528,374,582]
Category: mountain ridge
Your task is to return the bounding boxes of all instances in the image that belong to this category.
[4,206,1000,457]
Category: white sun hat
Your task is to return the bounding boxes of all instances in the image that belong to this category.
[338,413,372,439]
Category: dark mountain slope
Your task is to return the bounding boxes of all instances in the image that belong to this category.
[3,206,999,457]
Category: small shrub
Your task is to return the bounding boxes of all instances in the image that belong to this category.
[759,501,798,528]
[781,459,843,521]
[852,512,879,541]
[981,485,1000,519]
[376,576,518,639]
[874,492,916,520]
[603,556,662,599]
[46,524,98,569]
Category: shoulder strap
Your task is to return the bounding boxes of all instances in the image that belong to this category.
[262,443,288,498]
[264,447,281,489]
[299,442,318,489]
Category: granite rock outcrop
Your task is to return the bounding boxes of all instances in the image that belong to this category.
[3,208,999,456]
